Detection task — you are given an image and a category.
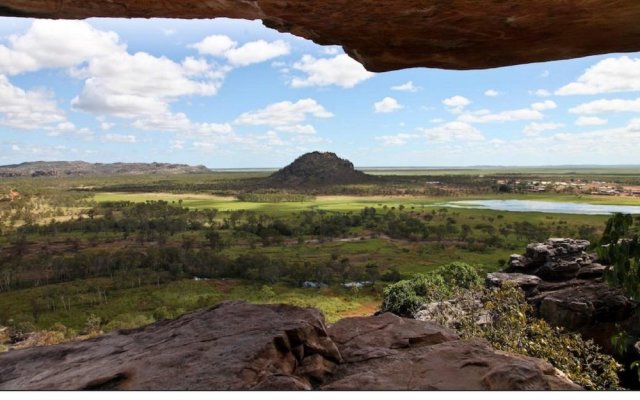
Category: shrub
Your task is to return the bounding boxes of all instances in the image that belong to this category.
[434,262,482,289]
[104,313,154,332]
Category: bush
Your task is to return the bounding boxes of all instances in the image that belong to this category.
[434,262,482,289]
[422,283,621,390]
[381,262,479,316]
[103,313,154,332]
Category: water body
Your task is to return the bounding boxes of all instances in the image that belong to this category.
[444,199,640,215]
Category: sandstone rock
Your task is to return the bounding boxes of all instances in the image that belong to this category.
[0,301,339,390]
[323,313,579,390]
[0,302,581,390]
[492,238,638,354]
[2,1,640,71]
[486,272,541,296]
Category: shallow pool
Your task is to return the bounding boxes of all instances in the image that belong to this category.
[443,199,640,215]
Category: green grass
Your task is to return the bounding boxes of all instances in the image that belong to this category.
[0,278,378,332]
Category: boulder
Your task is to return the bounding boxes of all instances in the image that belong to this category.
[0,302,581,390]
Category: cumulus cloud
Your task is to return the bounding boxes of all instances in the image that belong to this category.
[443,96,471,108]
[575,116,608,126]
[0,75,67,130]
[484,89,499,97]
[375,133,419,146]
[531,100,557,111]
[523,122,564,137]
[234,99,333,130]
[374,97,403,113]
[531,89,551,97]
[191,35,290,66]
[71,51,227,128]
[0,20,124,76]
[556,56,640,95]
[569,98,640,114]
[420,121,485,143]
[289,54,374,88]
[392,81,420,92]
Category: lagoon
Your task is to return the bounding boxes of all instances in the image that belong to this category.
[444,199,640,215]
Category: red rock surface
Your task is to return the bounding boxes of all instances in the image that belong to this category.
[0,301,580,390]
[1,1,639,71]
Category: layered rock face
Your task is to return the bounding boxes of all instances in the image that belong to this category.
[0,301,580,390]
[487,238,638,352]
[2,1,640,71]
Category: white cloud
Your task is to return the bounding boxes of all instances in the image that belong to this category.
[375,133,419,146]
[322,47,341,55]
[523,122,564,137]
[104,134,136,143]
[290,54,374,88]
[374,97,403,113]
[484,89,499,97]
[191,35,237,57]
[539,70,550,78]
[100,122,114,131]
[132,111,232,137]
[420,121,485,143]
[72,51,225,119]
[443,96,471,108]
[531,89,551,97]
[191,35,290,66]
[392,81,420,92]
[556,56,640,95]
[234,99,333,128]
[162,28,177,37]
[575,116,608,126]
[569,98,640,114]
[458,108,543,123]
[0,75,67,130]
[531,100,557,111]
[0,20,124,76]
[225,40,290,66]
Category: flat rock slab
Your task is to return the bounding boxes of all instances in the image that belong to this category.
[0,302,580,390]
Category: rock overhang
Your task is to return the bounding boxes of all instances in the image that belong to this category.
[1,0,639,71]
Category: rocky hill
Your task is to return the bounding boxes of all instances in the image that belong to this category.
[0,161,210,177]
[263,152,374,187]
[0,301,579,390]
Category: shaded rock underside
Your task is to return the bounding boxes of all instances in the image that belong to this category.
[1,1,640,71]
[0,301,580,390]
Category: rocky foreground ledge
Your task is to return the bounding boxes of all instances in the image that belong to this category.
[0,301,579,390]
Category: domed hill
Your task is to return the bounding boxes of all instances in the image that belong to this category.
[264,152,375,187]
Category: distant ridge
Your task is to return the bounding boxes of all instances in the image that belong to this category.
[263,152,375,187]
[0,161,210,177]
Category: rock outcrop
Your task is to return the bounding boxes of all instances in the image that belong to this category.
[0,301,580,390]
[264,152,373,187]
[2,1,640,71]
[487,238,638,352]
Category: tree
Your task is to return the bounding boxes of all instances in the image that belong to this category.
[597,213,639,299]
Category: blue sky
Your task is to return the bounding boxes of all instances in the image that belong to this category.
[1,17,639,168]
